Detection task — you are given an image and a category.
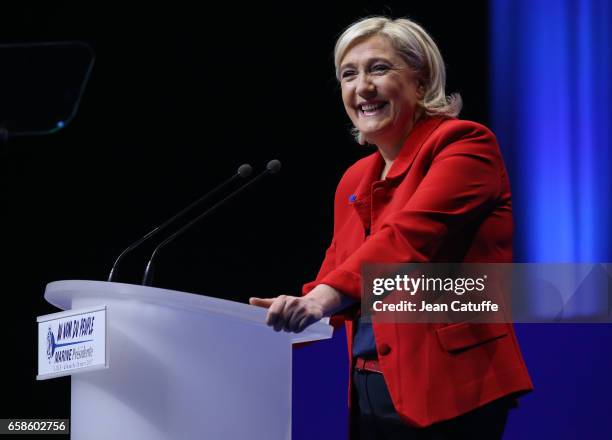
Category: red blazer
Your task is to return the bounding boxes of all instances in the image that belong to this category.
[303,116,533,428]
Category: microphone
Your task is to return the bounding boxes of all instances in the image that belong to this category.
[107,163,253,282]
[141,159,282,286]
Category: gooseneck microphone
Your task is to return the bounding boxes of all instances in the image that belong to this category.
[141,159,281,286]
[107,163,253,282]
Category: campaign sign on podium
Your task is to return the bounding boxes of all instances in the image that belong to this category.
[37,306,108,380]
[41,280,333,440]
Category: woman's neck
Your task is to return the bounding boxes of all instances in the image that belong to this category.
[375,110,424,179]
[380,160,393,180]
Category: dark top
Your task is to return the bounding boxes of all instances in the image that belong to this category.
[352,317,377,358]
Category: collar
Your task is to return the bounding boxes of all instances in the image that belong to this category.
[384,115,446,183]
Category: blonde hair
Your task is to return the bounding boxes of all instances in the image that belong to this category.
[334,16,462,142]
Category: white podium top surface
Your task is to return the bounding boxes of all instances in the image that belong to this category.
[45,280,333,344]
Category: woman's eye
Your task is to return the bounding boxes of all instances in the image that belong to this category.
[341,70,356,79]
[371,64,390,73]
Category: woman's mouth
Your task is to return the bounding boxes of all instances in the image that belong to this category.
[358,101,388,117]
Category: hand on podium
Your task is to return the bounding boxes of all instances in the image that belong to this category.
[249,284,354,333]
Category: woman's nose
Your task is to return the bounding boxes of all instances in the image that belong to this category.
[356,73,376,97]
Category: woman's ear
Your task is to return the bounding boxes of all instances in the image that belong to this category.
[417,82,426,100]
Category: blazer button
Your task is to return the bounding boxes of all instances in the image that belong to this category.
[378,343,391,356]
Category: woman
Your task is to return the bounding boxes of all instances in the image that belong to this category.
[250,16,532,439]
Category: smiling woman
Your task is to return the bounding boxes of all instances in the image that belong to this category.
[338,34,423,165]
[250,16,532,440]
[335,17,461,147]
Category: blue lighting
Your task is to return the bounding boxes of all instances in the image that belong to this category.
[490,0,611,263]
[490,2,612,438]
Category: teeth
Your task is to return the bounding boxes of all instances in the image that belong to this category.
[360,102,385,111]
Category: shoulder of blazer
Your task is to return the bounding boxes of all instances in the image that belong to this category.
[427,118,500,154]
[435,118,497,137]
[332,119,501,202]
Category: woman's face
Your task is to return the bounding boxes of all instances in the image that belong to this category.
[339,35,422,146]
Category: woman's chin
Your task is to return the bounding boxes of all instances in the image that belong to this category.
[360,128,391,146]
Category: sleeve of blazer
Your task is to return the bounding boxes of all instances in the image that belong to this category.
[319,122,504,300]
[301,239,358,326]
[301,169,362,324]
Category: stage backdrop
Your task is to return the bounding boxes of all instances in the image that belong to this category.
[491,1,612,438]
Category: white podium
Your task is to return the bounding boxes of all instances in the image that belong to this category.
[44,280,333,440]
